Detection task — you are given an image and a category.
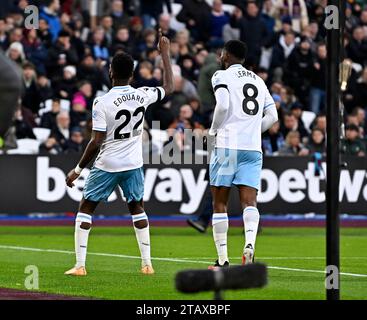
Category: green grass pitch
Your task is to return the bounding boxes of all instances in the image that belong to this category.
[0,226,366,300]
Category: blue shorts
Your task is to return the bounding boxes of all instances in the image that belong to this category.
[209,148,263,190]
[84,167,144,203]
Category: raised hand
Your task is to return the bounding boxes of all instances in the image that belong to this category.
[157,28,170,55]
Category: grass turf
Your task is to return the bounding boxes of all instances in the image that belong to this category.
[0,226,366,300]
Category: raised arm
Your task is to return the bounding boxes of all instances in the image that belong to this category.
[158,29,174,96]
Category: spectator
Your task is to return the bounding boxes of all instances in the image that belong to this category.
[40,0,62,42]
[306,128,326,154]
[39,136,63,154]
[8,27,24,45]
[290,102,307,132]
[37,74,54,104]
[284,37,313,105]
[138,28,158,56]
[0,18,9,50]
[13,107,36,140]
[261,0,276,35]
[46,30,78,80]
[281,112,309,141]
[157,14,176,41]
[6,41,25,69]
[346,26,367,67]
[51,111,70,150]
[140,0,172,28]
[230,2,269,68]
[134,61,159,88]
[309,43,327,114]
[351,67,367,108]
[341,124,366,156]
[176,0,211,42]
[37,18,53,49]
[188,97,206,127]
[209,0,230,48]
[21,62,41,115]
[65,126,84,153]
[112,26,135,56]
[22,28,48,75]
[77,55,108,94]
[273,0,309,33]
[40,98,61,130]
[177,54,198,82]
[197,53,220,118]
[90,27,109,61]
[168,104,203,151]
[175,29,193,57]
[279,130,309,156]
[270,31,296,82]
[72,81,93,111]
[170,70,198,118]
[352,106,366,134]
[262,121,285,155]
[54,65,77,100]
[110,0,130,30]
[70,95,89,129]
[100,15,114,48]
[312,113,327,134]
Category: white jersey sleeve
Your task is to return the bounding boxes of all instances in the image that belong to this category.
[92,98,107,132]
[136,86,166,107]
[211,70,228,93]
[264,86,276,111]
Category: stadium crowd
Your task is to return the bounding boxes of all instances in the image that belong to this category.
[0,0,366,157]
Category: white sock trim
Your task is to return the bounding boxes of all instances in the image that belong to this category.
[132,212,148,223]
[76,212,92,224]
[243,206,258,213]
[212,213,228,225]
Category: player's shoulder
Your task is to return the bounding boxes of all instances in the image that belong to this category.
[136,86,159,96]
[211,70,226,81]
[211,70,227,88]
[92,95,106,110]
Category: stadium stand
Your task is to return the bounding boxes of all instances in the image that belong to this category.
[0,0,366,158]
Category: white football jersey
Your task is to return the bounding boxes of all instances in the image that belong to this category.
[211,64,275,152]
[92,85,165,172]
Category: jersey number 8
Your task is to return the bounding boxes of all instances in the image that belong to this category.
[242,84,259,115]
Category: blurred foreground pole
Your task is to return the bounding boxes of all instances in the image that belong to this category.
[326,0,343,300]
[0,52,22,136]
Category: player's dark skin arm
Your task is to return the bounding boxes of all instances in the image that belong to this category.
[65,130,106,188]
[158,29,174,95]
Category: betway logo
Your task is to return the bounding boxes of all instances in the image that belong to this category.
[36,157,207,214]
[36,158,367,212]
[259,162,367,203]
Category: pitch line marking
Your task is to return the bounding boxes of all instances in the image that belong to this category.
[0,245,366,278]
[179,257,367,260]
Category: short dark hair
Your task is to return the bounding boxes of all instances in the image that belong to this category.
[224,40,247,60]
[111,52,134,80]
[345,124,359,132]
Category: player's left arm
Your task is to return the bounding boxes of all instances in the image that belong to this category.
[261,87,278,133]
[209,71,230,135]
[209,86,230,135]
